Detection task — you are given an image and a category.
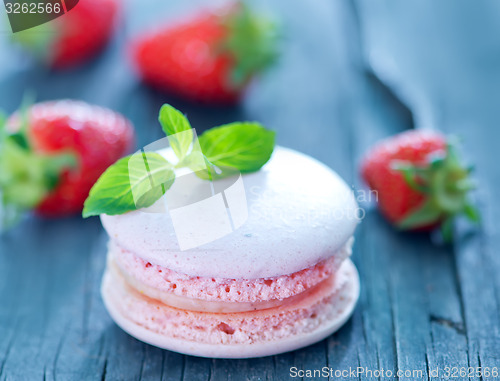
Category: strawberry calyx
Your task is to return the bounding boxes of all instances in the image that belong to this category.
[219,1,279,87]
[11,21,58,66]
[0,106,76,229]
[392,137,479,240]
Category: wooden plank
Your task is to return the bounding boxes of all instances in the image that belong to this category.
[355,2,500,381]
[1,0,499,380]
[446,119,500,381]
[0,0,377,379]
[0,219,104,380]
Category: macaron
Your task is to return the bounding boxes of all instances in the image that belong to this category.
[100,146,360,358]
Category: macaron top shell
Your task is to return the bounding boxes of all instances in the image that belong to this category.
[101,147,359,279]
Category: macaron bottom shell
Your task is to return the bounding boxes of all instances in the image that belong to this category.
[101,259,360,359]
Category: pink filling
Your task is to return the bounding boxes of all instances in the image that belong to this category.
[103,260,356,345]
[111,241,347,303]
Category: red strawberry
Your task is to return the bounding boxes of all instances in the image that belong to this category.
[133,2,278,104]
[13,0,119,68]
[360,130,479,239]
[0,100,134,223]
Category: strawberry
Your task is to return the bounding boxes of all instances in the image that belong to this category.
[133,2,278,104]
[13,0,119,68]
[0,100,134,225]
[360,130,479,239]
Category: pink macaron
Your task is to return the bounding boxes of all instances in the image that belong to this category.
[100,146,360,358]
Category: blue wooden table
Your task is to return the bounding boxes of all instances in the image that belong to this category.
[1,1,499,380]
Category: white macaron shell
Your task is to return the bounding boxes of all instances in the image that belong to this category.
[101,147,359,279]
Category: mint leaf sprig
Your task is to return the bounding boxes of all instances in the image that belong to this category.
[159,104,193,161]
[82,104,275,218]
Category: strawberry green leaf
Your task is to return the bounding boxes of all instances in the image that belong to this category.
[0,102,79,230]
[440,216,454,243]
[11,21,56,65]
[397,199,442,230]
[221,2,279,87]
[0,140,76,211]
[42,152,78,189]
[392,161,429,194]
[464,202,481,223]
[8,92,36,150]
[158,104,193,160]
[391,136,480,236]
[0,112,6,140]
[83,152,175,218]
[0,128,46,210]
[198,122,275,173]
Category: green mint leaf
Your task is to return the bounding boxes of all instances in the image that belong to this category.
[184,151,242,182]
[132,151,176,208]
[158,104,193,160]
[83,105,276,218]
[179,151,216,181]
[83,152,175,218]
[198,122,275,173]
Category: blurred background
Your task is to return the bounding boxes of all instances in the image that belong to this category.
[1,0,499,379]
